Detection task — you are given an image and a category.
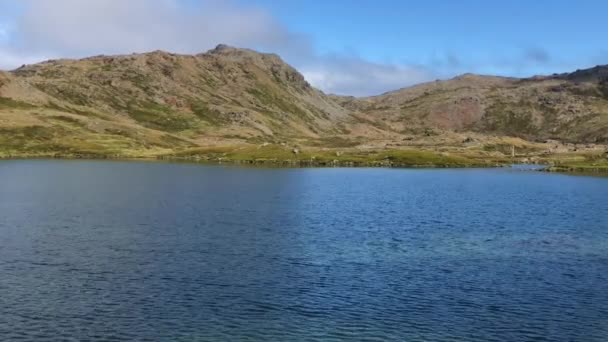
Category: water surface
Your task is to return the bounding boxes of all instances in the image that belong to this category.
[1,160,607,341]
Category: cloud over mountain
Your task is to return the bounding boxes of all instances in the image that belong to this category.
[0,0,599,96]
[0,0,437,95]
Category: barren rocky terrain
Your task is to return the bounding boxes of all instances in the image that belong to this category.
[1,45,607,170]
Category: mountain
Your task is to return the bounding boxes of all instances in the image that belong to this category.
[339,69,608,143]
[0,45,607,162]
[0,45,351,157]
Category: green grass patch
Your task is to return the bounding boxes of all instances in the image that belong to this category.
[191,101,224,125]
[161,145,504,167]
[127,101,198,132]
[0,97,36,109]
[0,125,149,157]
[0,126,67,152]
[247,86,309,120]
[48,115,85,126]
[44,101,100,117]
[549,159,608,173]
[308,136,361,148]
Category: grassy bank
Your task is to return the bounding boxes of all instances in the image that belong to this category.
[546,161,608,173]
[3,141,606,173]
[541,153,608,173]
[158,145,510,168]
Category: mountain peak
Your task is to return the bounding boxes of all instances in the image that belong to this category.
[210,44,238,53]
[203,44,310,91]
[206,44,281,61]
[559,64,608,83]
[208,44,261,56]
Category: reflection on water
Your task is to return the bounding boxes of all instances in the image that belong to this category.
[1,160,607,341]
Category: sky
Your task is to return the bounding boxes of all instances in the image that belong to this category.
[0,0,606,96]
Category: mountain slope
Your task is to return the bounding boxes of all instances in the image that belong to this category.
[343,69,608,143]
[0,45,607,161]
[0,45,356,157]
[10,45,348,136]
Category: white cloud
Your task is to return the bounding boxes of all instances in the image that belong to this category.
[0,0,436,95]
[0,0,600,95]
[8,0,290,56]
[301,55,434,96]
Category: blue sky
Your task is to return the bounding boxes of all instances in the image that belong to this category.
[0,0,606,95]
[241,0,608,72]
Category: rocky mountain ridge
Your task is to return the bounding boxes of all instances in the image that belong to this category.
[0,45,607,162]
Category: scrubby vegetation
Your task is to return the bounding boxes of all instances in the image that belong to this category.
[127,101,198,132]
[190,101,224,125]
[546,153,608,173]
[481,102,539,138]
[0,47,607,175]
[0,97,36,110]
[159,144,507,168]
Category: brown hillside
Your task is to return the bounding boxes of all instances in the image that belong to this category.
[0,45,607,161]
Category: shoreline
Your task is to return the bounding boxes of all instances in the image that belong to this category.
[0,154,503,169]
[1,153,607,175]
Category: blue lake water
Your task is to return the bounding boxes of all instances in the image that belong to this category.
[0,160,607,341]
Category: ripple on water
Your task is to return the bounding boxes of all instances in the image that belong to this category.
[0,161,607,341]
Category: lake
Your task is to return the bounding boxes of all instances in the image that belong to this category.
[0,160,607,341]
